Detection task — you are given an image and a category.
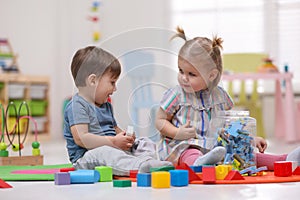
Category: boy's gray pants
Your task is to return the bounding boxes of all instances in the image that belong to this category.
[73,137,158,176]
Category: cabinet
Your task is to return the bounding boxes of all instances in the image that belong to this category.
[0,73,50,134]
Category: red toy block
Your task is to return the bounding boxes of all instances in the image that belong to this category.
[129,170,139,178]
[60,167,75,172]
[274,161,292,177]
[176,162,201,183]
[202,166,216,184]
[293,166,300,175]
[0,179,12,189]
[224,170,245,180]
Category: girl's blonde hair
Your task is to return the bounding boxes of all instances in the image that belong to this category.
[172,26,223,88]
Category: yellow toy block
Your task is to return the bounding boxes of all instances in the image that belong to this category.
[215,165,232,180]
[232,159,241,170]
[151,171,170,188]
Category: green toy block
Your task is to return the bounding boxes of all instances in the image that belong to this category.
[113,180,132,187]
[95,166,113,182]
[150,165,175,172]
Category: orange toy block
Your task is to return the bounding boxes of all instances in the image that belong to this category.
[202,166,216,184]
[224,170,245,180]
[176,162,201,183]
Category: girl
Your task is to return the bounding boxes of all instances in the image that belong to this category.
[156,27,300,170]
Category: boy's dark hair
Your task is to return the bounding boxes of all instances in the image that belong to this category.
[71,46,121,87]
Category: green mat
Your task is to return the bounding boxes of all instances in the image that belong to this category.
[0,163,72,181]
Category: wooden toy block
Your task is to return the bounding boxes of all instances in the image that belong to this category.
[151,171,170,188]
[170,170,188,187]
[0,155,43,166]
[202,166,216,184]
[113,180,132,187]
[54,172,71,185]
[69,170,100,184]
[215,165,230,180]
[0,178,12,188]
[60,167,75,172]
[189,165,202,172]
[225,170,245,180]
[150,165,174,172]
[137,173,151,187]
[176,162,201,182]
[95,166,113,182]
[129,170,139,178]
[274,161,292,177]
[293,166,300,175]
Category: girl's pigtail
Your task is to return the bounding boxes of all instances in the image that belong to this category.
[212,36,223,50]
[170,26,187,41]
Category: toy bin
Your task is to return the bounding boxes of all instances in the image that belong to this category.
[31,117,46,132]
[30,84,47,99]
[209,110,256,170]
[6,117,28,134]
[30,100,47,116]
[7,100,31,116]
[8,83,26,99]
[0,82,4,90]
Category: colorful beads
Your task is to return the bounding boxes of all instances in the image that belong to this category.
[32,141,40,156]
[12,143,24,151]
[32,141,40,149]
[0,142,7,150]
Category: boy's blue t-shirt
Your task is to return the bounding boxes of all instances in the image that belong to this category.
[63,93,117,163]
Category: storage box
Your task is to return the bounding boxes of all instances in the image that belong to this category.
[31,116,47,132]
[8,83,26,99]
[30,84,47,99]
[6,117,28,134]
[30,100,47,116]
[7,100,30,116]
[8,100,47,116]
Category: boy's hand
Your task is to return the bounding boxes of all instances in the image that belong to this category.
[174,121,197,140]
[113,132,135,151]
[255,136,267,153]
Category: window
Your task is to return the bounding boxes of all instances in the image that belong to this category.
[171,0,300,90]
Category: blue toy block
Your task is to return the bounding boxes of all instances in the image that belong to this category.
[54,172,71,185]
[189,165,202,173]
[69,170,100,184]
[137,173,151,187]
[170,170,189,187]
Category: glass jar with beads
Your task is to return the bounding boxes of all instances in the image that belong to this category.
[209,110,256,170]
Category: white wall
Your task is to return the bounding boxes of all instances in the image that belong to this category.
[0,0,176,139]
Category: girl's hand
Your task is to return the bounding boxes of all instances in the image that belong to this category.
[113,132,134,151]
[174,120,197,140]
[255,136,267,153]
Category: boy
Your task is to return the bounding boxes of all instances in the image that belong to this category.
[63,46,172,176]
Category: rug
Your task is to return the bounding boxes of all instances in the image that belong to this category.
[0,163,72,181]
